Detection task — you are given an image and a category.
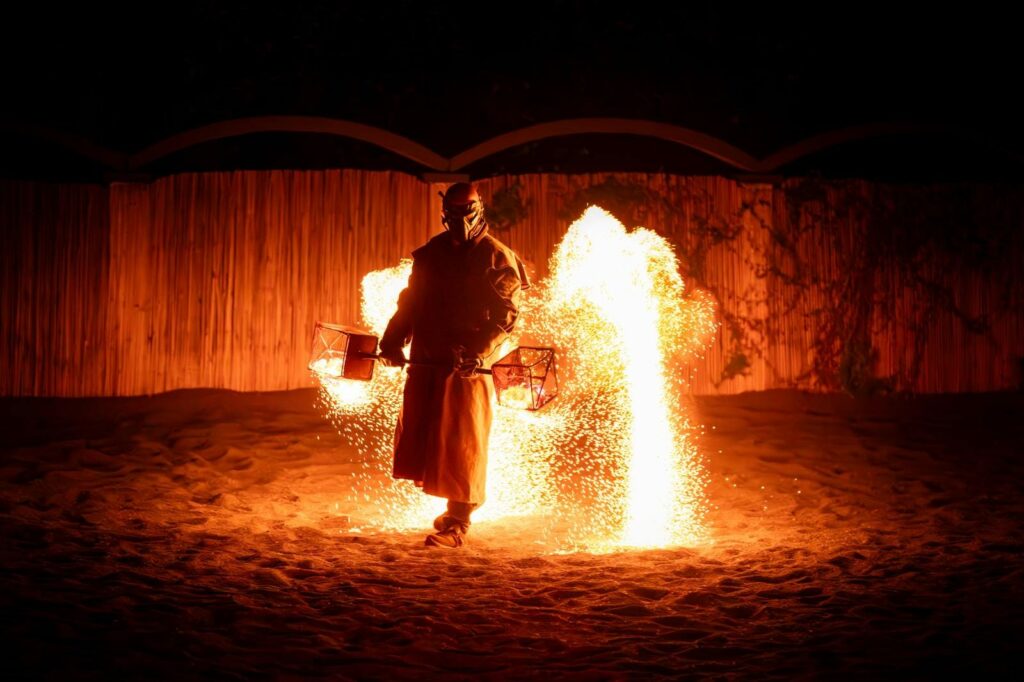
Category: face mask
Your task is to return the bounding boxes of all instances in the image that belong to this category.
[451,216,473,242]
[444,203,484,243]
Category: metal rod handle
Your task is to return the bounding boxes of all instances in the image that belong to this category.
[356,351,492,375]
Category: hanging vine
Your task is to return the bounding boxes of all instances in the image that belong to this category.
[545,174,1020,394]
[487,183,530,231]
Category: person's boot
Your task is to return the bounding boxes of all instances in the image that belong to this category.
[425,521,468,548]
[433,500,478,531]
[432,513,457,532]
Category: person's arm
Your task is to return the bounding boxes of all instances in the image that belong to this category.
[378,260,421,365]
[463,249,523,361]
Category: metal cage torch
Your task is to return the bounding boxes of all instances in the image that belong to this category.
[490,346,559,411]
[307,321,378,381]
[308,321,558,410]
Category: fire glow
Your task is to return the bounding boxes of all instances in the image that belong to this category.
[315,206,718,550]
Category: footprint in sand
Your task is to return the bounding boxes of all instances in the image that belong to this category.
[73,449,124,472]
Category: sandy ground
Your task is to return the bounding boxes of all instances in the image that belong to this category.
[1,387,1022,679]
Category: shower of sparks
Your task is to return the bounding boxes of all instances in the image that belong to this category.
[314,206,718,551]
[361,261,416,337]
[315,259,438,528]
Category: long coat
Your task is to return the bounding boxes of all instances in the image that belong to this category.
[379,228,528,504]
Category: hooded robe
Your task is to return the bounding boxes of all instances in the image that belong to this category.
[379,227,528,504]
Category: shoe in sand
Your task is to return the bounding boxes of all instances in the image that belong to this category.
[425,523,467,548]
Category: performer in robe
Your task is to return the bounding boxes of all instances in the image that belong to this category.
[378,182,529,548]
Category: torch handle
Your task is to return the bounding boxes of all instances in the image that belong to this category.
[357,352,492,375]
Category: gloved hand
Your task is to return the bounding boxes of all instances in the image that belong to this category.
[378,347,406,368]
[453,346,483,378]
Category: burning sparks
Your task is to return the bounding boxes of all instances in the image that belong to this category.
[315,206,718,551]
[497,385,533,410]
[360,261,415,338]
[314,259,437,527]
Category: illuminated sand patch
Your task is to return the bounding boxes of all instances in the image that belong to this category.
[315,207,717,550]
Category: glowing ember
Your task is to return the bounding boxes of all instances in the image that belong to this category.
[309,355,345,378]
[498,385,533,410]
[491,346,559,411]
[314,206,717,551]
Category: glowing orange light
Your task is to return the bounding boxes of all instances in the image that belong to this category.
[314,206,718,551]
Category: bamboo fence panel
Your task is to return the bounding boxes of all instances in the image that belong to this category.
[2,172,1020,396]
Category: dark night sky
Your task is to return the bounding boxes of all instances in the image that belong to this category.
[2,2,1021,179]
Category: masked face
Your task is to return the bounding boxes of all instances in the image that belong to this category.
[442,197,485,244]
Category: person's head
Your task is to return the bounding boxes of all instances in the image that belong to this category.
[440,182,486,244]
